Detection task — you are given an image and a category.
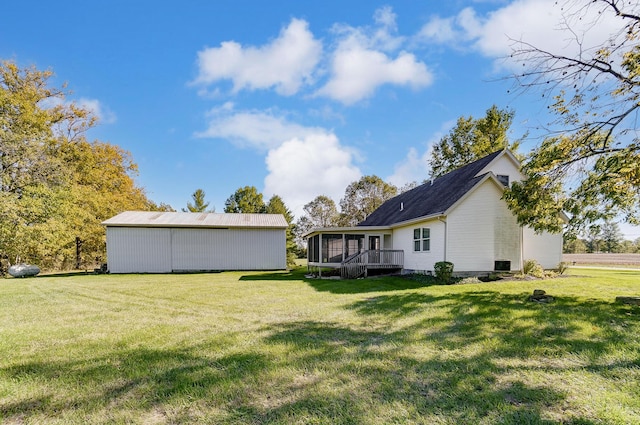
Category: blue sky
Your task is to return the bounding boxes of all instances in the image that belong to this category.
[2,0,639,239]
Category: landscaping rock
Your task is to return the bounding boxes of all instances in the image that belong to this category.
[8,264,40,278]
[528,289,554,303]
[615,296,640,306]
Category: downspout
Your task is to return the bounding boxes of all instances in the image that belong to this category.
[520,225,524,273]
[437,216,447,262]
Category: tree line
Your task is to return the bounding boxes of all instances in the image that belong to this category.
[0,62,169,271]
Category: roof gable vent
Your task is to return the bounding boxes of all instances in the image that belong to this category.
[497,174,510,187]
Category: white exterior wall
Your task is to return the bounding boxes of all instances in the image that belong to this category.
[447,181,522,272]
[171,228,286,271]
[106,227,172,273]
[523,227,563,269]
[478,153,523,183]
[106,227,286,273]
[392,220,445,272]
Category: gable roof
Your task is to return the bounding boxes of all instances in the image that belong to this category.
[358,150,507,227]
[102,211,288,229]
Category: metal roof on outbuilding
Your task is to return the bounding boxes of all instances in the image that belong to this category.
[102,211,289,229]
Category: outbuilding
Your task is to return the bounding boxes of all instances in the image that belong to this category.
[102,211,288,273]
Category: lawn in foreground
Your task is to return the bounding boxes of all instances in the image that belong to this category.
[0,268,638,424]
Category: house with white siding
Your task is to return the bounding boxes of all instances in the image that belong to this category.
[305,150,564,278]
[102,211,288,273]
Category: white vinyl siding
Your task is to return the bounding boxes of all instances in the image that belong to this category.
[447,180,521,272]
[523,227,563,269]
[477,152,523,183]
[393,220,445,272]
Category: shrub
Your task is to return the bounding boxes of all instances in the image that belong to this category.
[458,276,481,285]
[523,259,544,278]
[557,261,570,275]
[434,261,454,284]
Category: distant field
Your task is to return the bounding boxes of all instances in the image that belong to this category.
[563,253,640,266]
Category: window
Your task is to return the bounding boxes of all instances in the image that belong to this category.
[413,228,430,252]
[322,234,343,263]
[308,235,320,263]
[345,234,364,257]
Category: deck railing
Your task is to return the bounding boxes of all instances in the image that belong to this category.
[340,250,404,279]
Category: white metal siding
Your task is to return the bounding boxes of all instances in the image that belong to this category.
[106,227,286,273]
[106,227,172,273]
[523,228,563,269]
[171,228,286,271]
[392,220,445,272]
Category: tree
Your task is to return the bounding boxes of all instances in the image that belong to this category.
[429,105,522,178]
[504,1,640,234]
[302,195,339,228]
[266,195,297,266]
[224,186,266,213]
[294,195,339,248]
[563,235,587,253]
[0,61,157,270]
[338,176,397,226]
[584,226,602,253]
[183,189,213,212]
[601,220,623,253]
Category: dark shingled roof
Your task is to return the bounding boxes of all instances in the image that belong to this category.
[358,150,504,227]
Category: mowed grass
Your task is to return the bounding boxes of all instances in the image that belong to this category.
[0,268,639,424]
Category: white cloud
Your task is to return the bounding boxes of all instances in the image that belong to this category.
[194,18,322,95]
[196,105,328,151]
[317,9,433,105]
[77,98,117,124]
[387,120,455,187]
[418,0,626,67]
[195,106,361,217]
[264,133,361,218]
[38,96,116,125]
[318,45,432,105]
[387,147,431,187]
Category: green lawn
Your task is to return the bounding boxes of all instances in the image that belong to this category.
[1,268,638,424]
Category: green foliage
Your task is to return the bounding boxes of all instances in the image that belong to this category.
[266,195,298,267]
[183,188,213,212]
[429,105,522,178]
[557,262,570,275]
[506,2,640,232]
[338,175,397,226]
[295,195,340,248]
[224,186,266,213]
[434,261,454,283]
[522,259,544,278]
[0,61,157,270]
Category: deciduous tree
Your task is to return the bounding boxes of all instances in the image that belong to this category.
[0,61,157,269]
[429,105,522,178]
[224,186,266,213]
[338,176,397,226]
[294,195,339,248]
[504,0,640,233]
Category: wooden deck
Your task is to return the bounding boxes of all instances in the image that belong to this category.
[340,250,404,279]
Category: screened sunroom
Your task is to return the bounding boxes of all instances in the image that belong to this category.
[305,228,403,278]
